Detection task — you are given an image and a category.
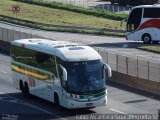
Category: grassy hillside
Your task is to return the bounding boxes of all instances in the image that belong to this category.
[0,0,126,29]
[14,0,127,21]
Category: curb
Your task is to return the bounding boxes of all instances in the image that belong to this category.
[137,48,160,54]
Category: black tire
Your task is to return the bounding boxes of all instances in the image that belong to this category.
[118,0,126,6]
[131,1,138,6]
[152,41,159,44]
[142,34,151,44]
[118,1,123,6]
[110,0,114,4]
[24,82,30,98]
[20,80,23,90]
[131,0,140,6]
[19,80,25,96]
[54,94,62,110]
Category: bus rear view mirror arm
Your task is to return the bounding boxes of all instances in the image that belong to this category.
[59,65,67,81]
[120,19,127,27]
[103,63,112,78]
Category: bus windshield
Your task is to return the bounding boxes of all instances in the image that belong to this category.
[65,60,107,94]
[127,8,142,32]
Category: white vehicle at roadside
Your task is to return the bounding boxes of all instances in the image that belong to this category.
[11,39,112,109]
[126,4,160,44]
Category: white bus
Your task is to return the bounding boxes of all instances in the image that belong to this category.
[126,4,160,44]
[11,39,112,109]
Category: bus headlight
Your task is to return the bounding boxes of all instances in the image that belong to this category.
[65,92,81,99]
[70,94,80,99]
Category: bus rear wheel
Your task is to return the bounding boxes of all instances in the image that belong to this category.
[118,0,126,6]
[142,34,151,44]
[20,80,25,96]
[24,82,30,98]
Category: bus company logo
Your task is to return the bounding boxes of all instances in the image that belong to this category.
[86,95,94,101]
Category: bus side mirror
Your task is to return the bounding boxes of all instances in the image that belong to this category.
[120,19,127,27]
[59,65,67,81]
[103,63,112,78]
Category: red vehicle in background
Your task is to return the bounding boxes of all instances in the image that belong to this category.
[110,0,158,6]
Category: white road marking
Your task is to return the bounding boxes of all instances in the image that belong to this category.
[0,70,7,74]
[109,108,126,114]
[0,91,5,94]
[0,91,68,120]
[10,99,18,103]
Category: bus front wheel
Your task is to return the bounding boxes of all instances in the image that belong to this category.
[142,34,151,44]
[54,93,62,110]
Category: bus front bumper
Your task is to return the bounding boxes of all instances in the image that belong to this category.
[66,96,107,109]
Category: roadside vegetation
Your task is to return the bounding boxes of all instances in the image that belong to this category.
[138,46,160,54]
[0,0,126,36]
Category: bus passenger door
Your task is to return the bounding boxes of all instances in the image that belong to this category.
[44,75,55,102]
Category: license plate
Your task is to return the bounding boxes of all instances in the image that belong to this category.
[86,103,93,107]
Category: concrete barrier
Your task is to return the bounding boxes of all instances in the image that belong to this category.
[111,71,160,96]
[117,55,127,74]
[128,57,138,76]
[138,60,149,80]
[107,52,117,71]
[149,62,160,81]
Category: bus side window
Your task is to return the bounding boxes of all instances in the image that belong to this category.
[36,52,50,63]
[35,53,58,78]
[144,8,160,18]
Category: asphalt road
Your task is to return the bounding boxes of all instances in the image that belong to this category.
[1,21,160,62]
[0,52,160,120]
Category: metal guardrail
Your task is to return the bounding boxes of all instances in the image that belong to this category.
[98,49,160,82]
[0,27,160,82]
[43,0,132,13]
[0,27,45,42]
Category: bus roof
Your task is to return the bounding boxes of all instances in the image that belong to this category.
[132,4,160,9]
[11,39,101,62]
